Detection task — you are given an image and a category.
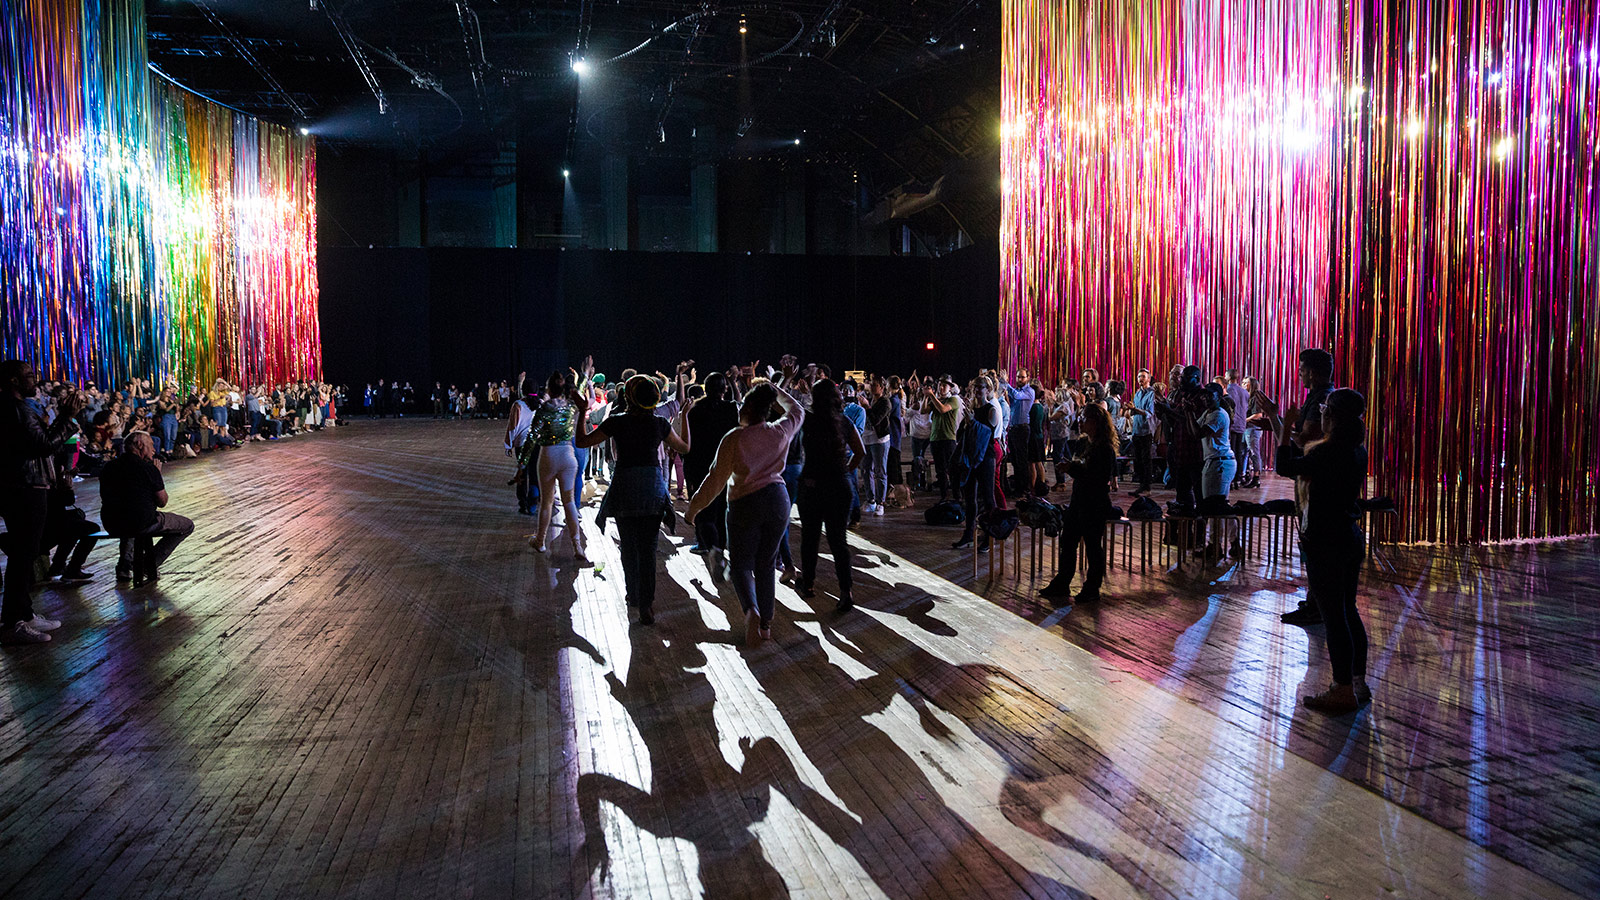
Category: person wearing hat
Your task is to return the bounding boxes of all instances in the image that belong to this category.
[1275,386,1371,714]
[579,371,691,625]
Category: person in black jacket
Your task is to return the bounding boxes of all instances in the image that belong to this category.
[685,373,741,577]
[1276,387,1370,714]
[1041,404,1118,605]
[1,360,83,645]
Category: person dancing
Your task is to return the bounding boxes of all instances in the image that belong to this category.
[795,379,864,613]
[685,370,804,647]
[579,373,690,625]
[1276,388,1371,714]
[526,371,590,564]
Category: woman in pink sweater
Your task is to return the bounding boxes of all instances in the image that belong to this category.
[685,377,804,646]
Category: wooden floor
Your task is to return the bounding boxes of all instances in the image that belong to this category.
[1,419,1594,899]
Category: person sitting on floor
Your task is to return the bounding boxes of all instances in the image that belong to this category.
[100,432,194,586]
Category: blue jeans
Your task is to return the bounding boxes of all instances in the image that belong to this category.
[865,443,889,506]
[573,444,589,500]
[778,462,803,570]
[910,436,931,489]
[160,414,179,453]
[725,483,789,626]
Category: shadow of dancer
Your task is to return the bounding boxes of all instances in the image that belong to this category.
[572,617,792,897]
[746,607,1089,899]
[806,600,1212,900]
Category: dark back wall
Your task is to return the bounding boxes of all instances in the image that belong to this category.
[318,245,999,390]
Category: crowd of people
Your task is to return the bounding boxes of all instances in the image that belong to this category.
[0,363,351,646]
[503,349,1371,715]
[54,376,346,462]
[3,347,1375,717]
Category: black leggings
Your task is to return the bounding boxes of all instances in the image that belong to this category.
[615,515,660,611]
[930,439,956,500]
[1056,506,1106,591]
[798,475,852,601]
[1304,535,1367,685]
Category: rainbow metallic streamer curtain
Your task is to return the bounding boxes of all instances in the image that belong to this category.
[1002,0,1599,543]
[0,0,320,392]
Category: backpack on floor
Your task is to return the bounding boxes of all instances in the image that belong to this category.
[979,508,1020,541]
[923,499,964,526]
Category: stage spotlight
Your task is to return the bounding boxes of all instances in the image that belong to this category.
[298,126,310,136]
[562,168,571,178]
[793,138,802,145]
[571,58,589,76]
[925,342,936,351]
[1405,118,1425,140]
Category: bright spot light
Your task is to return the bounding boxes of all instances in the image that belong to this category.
[739,25,747,34]
[571,58,589,76]
[999,120,1012,139]
[562,168,570,177]
[925,342,936,351]
[1405,118,1425,140]
[298,126,310,136]
[1283,128,1320,153]
[794,138,802,145]
[1493,136,1515,161]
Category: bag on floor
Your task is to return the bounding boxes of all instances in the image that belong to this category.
[1127,496,1164,520]
[923,499,964,526]
[979,508,1020,541]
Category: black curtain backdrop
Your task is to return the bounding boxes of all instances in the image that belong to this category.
[318,245,999,390]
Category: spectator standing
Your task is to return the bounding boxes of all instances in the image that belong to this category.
[1,360,83,644]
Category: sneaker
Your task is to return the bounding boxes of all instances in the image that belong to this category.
[59,569,94,584]
[1073,589,1101,604]
[1355,681,1373,706]
[872,505,885,517]
[1,621,50,645]
[744,609,762,647]
[976,540,990,554]
[797,582,816,599]
[115,568,134,582]
[1303,683,1360,715]
[638,606,655,626]
[27,614,62,632]
[834,596,854,613]
[952,537,973,550]
[861,503,876,516]
[1281,603,1323,626]
[779,566,798,586]
[689,545,710,556]
[708,548,726,584]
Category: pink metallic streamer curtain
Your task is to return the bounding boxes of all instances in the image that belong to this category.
[1001,0,1600,543]
[0,0,320,390]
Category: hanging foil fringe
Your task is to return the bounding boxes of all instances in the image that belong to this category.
[0,0,320,391]
[1001,0,1599,543]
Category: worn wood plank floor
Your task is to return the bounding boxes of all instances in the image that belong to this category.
[0,420,1592,899]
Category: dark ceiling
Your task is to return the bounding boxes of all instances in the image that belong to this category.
[147,0,1001,240]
